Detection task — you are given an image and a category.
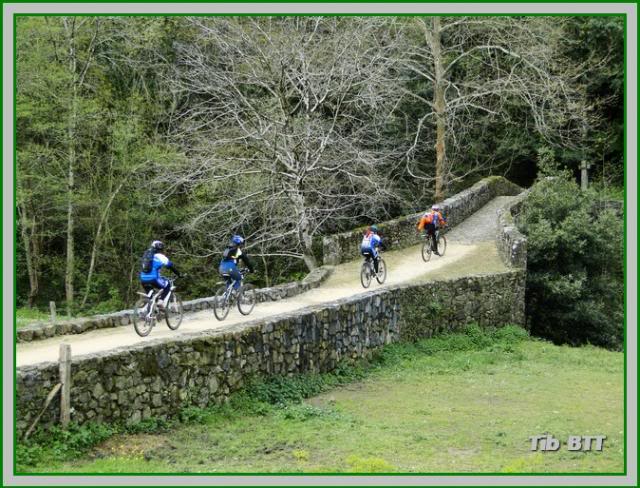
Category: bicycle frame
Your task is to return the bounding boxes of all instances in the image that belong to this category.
[423,231,438,247]
[220,269,249,304]
[363,252,381,273]
[138,280,176,316]
[221,282,234,303]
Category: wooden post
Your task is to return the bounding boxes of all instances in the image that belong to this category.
[49,301,57,324]
[580,160,591,191]
[59,343,71,428]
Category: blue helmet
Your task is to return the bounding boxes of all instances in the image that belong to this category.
[231,235,245,246]
[370,225,379,233]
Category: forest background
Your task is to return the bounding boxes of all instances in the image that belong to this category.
[15,16,624,347]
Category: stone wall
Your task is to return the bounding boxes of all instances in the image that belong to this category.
[496,192,528,269]
[322,176,523,266]
[16,266,333,343]
[16,269,525,437]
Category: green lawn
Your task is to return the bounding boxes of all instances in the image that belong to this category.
[18,326,624,474]
[15,307,52,328]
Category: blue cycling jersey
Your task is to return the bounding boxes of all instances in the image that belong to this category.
[361,233,381,251]
[140,253,173,282]
[361,233,382,258]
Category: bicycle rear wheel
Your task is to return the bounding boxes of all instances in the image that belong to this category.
[165,293,184,330]
[237,284,256,315]
[213,285,231,321]
[421,239,432,262]
[360,261,372,288]
[133,299,155,337]
[375,258,387,284]
[437,235,447,256]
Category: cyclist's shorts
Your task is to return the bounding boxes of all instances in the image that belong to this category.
[360,247,377,258]
[219,260,238,275]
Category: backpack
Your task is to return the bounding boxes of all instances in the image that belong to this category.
[223,246,239,261]
[141,248,155,273]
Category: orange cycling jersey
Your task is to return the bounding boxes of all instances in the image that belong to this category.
[417,211,446,231]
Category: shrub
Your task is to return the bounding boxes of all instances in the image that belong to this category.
[517,149,624,349]
[17,422,117,468]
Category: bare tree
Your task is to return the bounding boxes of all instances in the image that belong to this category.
[398,16,590,200]
[163,17,403,270]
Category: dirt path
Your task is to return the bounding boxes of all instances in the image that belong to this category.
[16,196,517,367]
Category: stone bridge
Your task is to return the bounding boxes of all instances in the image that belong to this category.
[15,176,528,436]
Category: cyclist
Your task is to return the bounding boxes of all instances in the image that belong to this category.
[360,225,383,274]
[219,235,255,291]
[417,205,447,255]
[139,240,181,307]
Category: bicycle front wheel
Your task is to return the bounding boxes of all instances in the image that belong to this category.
[421,240,432,262]
[360,262,372,288]
[375,258,387,284]
[237,284,256,315]
[437,235,447,256]
[133,299,154,337]
[165,293,184,330]
[213,285,231,321]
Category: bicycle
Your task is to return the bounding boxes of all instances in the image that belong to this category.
[421,229,447,262]
[213,268,256,321]
[360,251,387,288]
[133,277,184,337]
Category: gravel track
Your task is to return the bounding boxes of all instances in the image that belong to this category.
[16,196,517,367]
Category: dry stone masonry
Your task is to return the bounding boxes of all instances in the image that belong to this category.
[16,269,525,436]
[15,176,529,437]
[496,192,529,269]
[322,176,522,266]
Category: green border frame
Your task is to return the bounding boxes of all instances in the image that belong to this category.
[8,4,633,481]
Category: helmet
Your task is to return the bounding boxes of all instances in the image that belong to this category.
[370,225,379,233]
[431,205,441,212]
[231,235,245,246]
[151,240,165,251]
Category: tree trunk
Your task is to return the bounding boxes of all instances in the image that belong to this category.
[17,201,39,307]
[291,187,318,272]
[65,20,78,317]
[80,182,123,308]
[431,17,447,202]
[65,115,76,316]
[261,254,270,287]
[300,216,318,271]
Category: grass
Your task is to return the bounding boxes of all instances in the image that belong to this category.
[17,325,624,474]
[15,307,52,328]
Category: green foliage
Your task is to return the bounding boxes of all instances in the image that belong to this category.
[15,307,51,328]
[379,324,529,373]
[239,362,367,407]
[14,15,625,319]
[18,422,117,468]
[85,286,126,315]
[17,415,178,469]
[562,16,624,186]
[517,152,624,349]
